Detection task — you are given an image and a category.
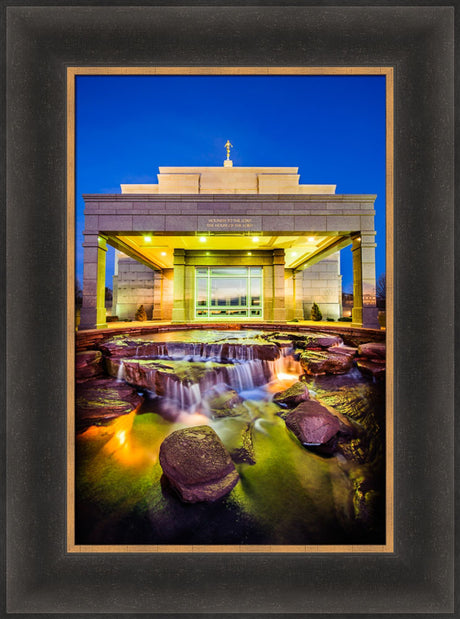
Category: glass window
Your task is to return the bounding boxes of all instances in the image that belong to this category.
[211,277,247,307]
[211,267,247,277]
[196,278,207,306]
[195,267,262,319]
[250,277,261,306]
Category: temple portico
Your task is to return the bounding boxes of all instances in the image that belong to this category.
[80,164,380,329]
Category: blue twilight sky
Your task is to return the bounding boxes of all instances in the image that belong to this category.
[76,75,386,293]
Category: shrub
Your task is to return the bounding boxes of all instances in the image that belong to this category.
[310,302,322,321]
[135,304,147,321]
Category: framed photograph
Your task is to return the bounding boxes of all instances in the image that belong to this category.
[69,67,392,554]
[4,4,454,615]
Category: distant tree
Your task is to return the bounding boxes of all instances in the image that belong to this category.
[376,273,386,309]
[135,304,147,321]
[310,302,322,321]
[75,279,83,308]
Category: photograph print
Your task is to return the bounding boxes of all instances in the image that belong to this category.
[72,70,390,550]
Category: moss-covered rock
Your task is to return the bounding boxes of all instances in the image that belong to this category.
[76,378,143,431]
[206,387,247,419]
[76,350,104,382]
[300,349,354,375]
[273,381,310,408]
[159,425,239,502]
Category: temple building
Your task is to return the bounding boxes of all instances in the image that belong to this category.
[80,160,379,329]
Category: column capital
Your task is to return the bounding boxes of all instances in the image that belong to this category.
[82,234,108,250]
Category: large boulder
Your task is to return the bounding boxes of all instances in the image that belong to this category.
[159,426,239,502]
[76,378,143,431]
[273,381,310,408]
[285,400,354,452]
[75,350,104,382]
[300,350,354,375]
[357,342,386,360]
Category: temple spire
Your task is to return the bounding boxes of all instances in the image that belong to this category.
[224,140,233,167]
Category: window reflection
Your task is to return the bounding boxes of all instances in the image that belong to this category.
[196,267,263,318]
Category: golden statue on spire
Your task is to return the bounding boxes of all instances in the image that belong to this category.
[225,140,233,160]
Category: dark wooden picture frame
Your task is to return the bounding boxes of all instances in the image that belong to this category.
[4,4,455,615]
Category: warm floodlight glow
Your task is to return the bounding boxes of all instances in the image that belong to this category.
[252,236,259,243]
[247,251,252,256]
[307,236,315,242]
[291,251,298,257]
[199,236,207,243]
[161,252,166,256]
[143,236,152,243]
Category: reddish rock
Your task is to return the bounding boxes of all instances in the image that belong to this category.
[304,333,343,349]
[356,359,386,379]
[75,350,104,382]
[273,381,310,408]
[76,378,143,431]
[358,342,386,360]
[327,345,357,357]
[159,426,239,502]
[285,400,353,449]
[99,338,165,358]
[300,350,354,375]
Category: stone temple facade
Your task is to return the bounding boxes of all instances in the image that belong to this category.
[80,163,379,329]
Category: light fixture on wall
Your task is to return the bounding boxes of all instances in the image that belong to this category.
[252,236,259,243]
[307,236,315,243]
[199,236,207,243]
[143,236,152,243]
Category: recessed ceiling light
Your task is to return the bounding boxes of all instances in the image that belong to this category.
[144,236,152,243]
[199,236,206,243]
[307,237,315,243]
[161,252,166,256]
[291,251,298,256]
[252,236,259,243]
[247,251,252,256]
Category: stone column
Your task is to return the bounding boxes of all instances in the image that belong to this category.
[293,270,305,320]
[272,249,286,322]
[262,265,273,321]
[80,234,107,330]
[352,233,379,328]
[171,249,186,322]
[152,271,163,320]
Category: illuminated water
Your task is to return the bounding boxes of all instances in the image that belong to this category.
[76,329,385,545]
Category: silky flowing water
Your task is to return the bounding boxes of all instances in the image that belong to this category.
[76,330,385,545]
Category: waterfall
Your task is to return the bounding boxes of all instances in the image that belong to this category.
[117,337,303,416]
[271,346,302,380]
[116,360,125,382]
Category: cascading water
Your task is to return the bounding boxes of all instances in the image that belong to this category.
[113,337,302,414]
[77,328,386,546]
[116,360,125,382]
